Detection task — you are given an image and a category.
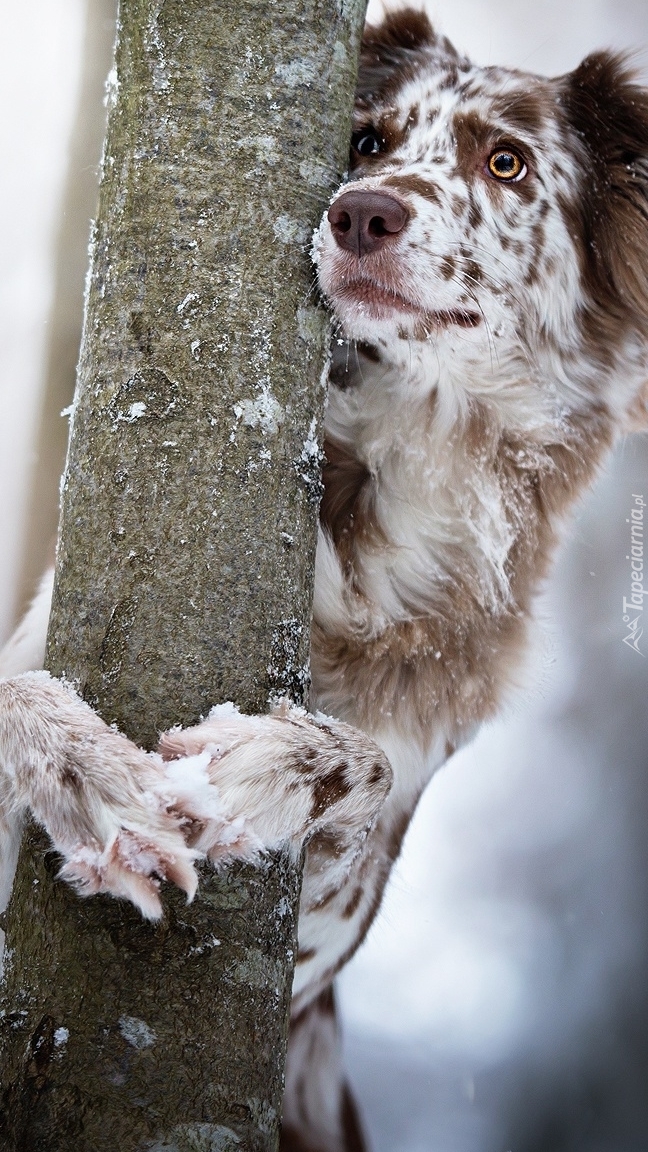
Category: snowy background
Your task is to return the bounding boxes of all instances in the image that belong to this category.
[1,2,648,1150]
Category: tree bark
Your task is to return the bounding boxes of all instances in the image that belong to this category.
[0,1,366,1149]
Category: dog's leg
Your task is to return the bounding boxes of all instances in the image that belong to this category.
[281,986,367,1152]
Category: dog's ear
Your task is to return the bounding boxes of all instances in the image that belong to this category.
[362,7,437,55]
[561,53,648,331]
[358,8,457,106]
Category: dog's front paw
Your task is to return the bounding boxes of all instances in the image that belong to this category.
[0,672,199,919]
[155,700,392,865]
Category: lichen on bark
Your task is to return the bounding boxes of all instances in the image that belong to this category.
[0,0,366,1147]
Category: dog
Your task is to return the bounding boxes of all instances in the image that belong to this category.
[1,9,648,1151]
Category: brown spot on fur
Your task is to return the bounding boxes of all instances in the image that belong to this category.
[320,438,370,551]
[279,1126,309,1152]
[379,111,408,154]
[383,172,440,203]
[468,191,483,229]
[463,258,483,285]
[304,831,350,890]
[60,761,83,790]
[282,989,348,1151]
[386,811,410,863]
[440,255,456,280]
[320,437,386,571]
[317,870,391,988]
[296,947,317,964]
[311,766,352,821]
[289,985,336,1030]
[281,1042,368,1152]
[522,219,547,288]
[453,110,492,179]
[445,740,456,759]
[363,8,436,54]
[439,64,460,90]
[492,88,550,135]
[369,760,387,787]
[315,985,336,1018]
[305,885,340,913]
[406,103,420,129]
[342,887,363,919]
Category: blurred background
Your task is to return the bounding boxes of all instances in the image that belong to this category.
[1,1,647,1149]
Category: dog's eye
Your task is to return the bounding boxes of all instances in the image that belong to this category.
[487,148,527,182]
[351,129,384,157]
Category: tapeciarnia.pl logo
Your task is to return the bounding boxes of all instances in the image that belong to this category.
[622,494,645,656]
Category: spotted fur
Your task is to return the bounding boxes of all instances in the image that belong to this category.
[1,10,648,1152]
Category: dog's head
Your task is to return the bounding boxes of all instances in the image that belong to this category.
[314,9,648,425]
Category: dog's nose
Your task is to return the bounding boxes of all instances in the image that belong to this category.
[327,190,410,256]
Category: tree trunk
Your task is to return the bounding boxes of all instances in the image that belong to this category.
[0,1,366,1149]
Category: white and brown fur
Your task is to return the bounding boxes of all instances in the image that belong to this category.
[1,10,648,1151]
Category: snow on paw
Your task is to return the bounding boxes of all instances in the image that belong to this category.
[59,827,199,921]
[155,745,265,866]
[157,702,249,763]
